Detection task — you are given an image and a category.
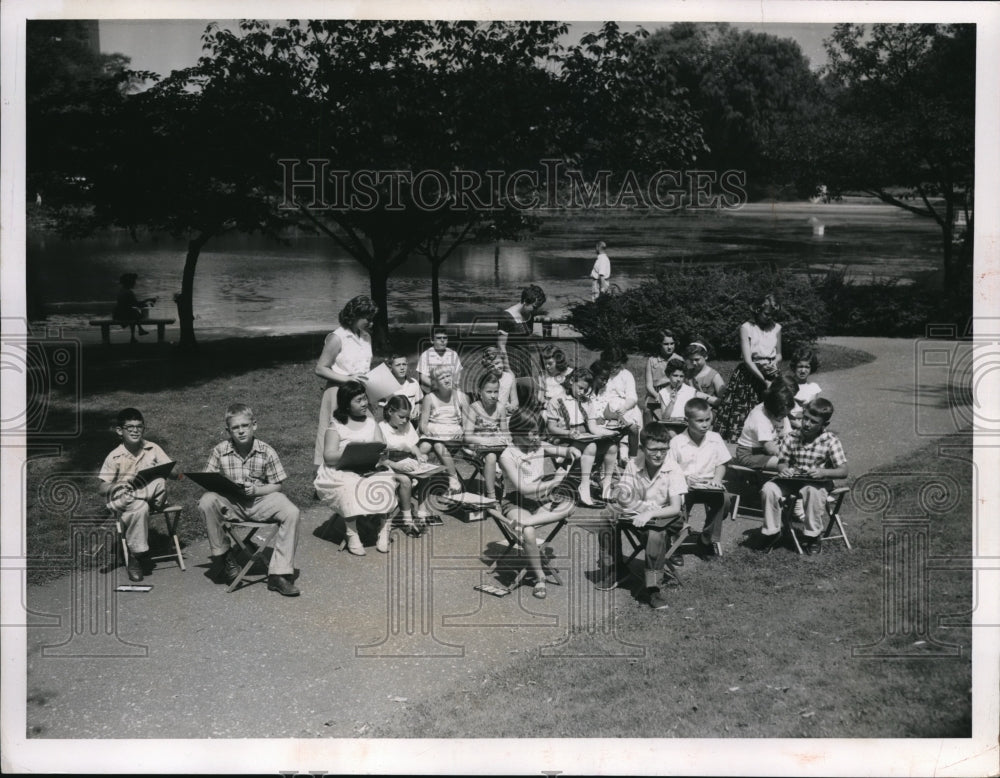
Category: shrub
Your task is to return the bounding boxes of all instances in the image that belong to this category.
[809,267,949,337]
[567,265,829,357]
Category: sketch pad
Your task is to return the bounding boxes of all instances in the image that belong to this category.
[338,441,387,472]
[131,461,175,484]
[182,471,245,498]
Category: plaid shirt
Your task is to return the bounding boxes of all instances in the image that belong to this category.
[206,438,287,486]
[778,430,847,471]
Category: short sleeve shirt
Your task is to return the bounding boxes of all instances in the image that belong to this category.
[417,347,463,382]
[737,403,791,449]
[499,445,545,497]
[206,438,287,486]
[778,429,847,472]
[99,441,171,483]
[378,420,419,454]
[668,430,732,480]
[591,252,611,280]
[544,395,589,430]
[391,378,424,419]
[613,452,688,515]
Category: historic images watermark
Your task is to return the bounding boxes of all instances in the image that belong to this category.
[278,158,748,212]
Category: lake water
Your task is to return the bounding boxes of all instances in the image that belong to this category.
[26,201,943,334]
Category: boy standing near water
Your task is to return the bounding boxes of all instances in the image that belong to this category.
[198,403,302,596]
[590,241,611,301]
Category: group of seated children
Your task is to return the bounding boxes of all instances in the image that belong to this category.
[98,327,846,605]
[100,404,302,597]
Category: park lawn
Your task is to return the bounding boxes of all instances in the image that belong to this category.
[24,332,872,584]
[369,430,973,739]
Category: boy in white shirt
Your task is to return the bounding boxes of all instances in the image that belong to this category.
[668,398,732,559]
[386,353,423,421]
[416,326,463,392]
[590,241,611,301]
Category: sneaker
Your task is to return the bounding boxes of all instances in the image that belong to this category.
[345,534,366,556]
[126,554,144,582]
[801,536,823,556]
[376,524,391,553]
[267,574,300,597]
[746,530,781,552]
[648,589,670,610]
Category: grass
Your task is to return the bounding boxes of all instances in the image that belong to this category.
[24,332,873,584]
[368,430,972,738]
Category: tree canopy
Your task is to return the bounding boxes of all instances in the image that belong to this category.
[812,23,975,288]
[65,20,704,348]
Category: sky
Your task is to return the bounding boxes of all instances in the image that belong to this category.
[99,19,837,77]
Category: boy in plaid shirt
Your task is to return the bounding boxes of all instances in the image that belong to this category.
[198,403,301,596]
[749,397,848,555]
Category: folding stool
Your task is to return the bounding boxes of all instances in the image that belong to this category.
[115,504,186,571]
[221,519,280,592]
[484,506,567,592]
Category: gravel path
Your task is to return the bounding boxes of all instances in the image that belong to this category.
[21,337,972,741]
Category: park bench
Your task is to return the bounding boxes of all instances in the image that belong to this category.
[88,317,175,345]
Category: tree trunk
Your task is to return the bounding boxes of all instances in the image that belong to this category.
[431,259,442,325]
[940,220,954,290]
[175,230,213,353]
[369,262,391,352]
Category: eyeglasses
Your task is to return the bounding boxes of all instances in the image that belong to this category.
[121,424,144,432]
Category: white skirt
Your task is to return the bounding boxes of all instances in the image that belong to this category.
[314,466,398,518]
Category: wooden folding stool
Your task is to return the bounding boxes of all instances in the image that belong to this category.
[615,502,691,585]
[781,484,851,554]
[221,519,280,592]
[115,504,186,571]
[484,506,566,592]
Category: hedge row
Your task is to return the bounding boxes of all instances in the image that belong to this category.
[566,264,972,356]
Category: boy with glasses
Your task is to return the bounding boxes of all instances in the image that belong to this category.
[596,422,688,610]
[98,408,175,582]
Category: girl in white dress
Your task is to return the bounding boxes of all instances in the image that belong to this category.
[378,395,431,536]
[418,365,467,493]
[314,381,398,556]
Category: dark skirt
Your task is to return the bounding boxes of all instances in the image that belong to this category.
[714,363,767,443]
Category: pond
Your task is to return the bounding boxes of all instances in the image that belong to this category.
[26,200,944,334]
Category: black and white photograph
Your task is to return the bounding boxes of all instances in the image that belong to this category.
[2,0,998,774]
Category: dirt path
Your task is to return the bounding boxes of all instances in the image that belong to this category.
[21,337,970,739]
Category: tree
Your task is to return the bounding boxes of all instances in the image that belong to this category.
[644,23,822,197]
[70,22,299,350]
[184,20,702,346]
[26,21,149,207]
[812,24,975,289]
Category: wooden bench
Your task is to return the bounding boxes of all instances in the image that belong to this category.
[88,318,175,345]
